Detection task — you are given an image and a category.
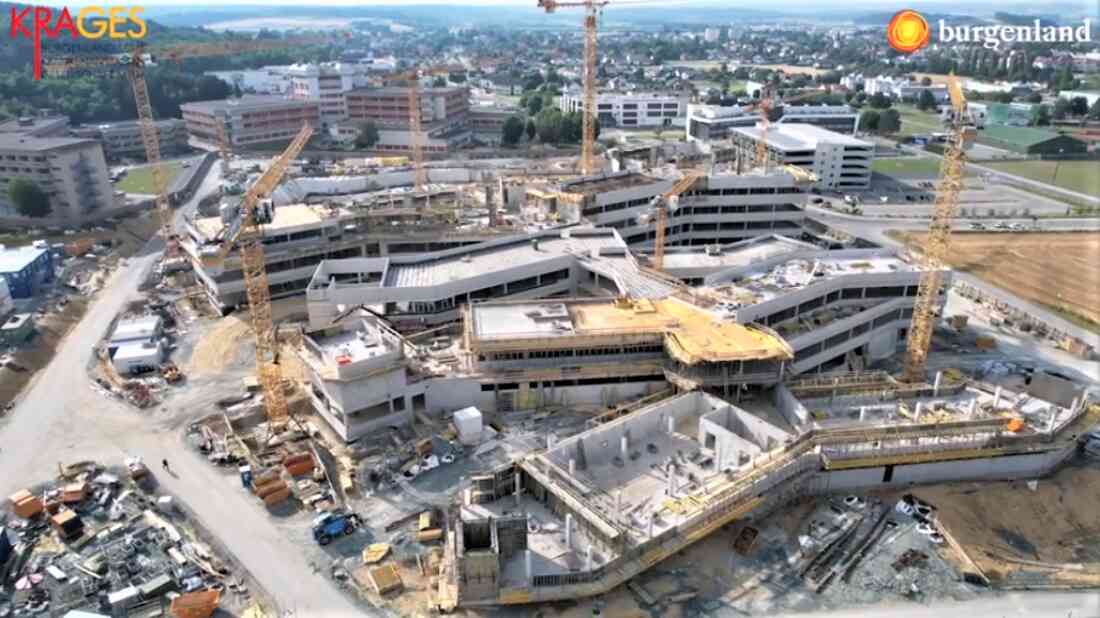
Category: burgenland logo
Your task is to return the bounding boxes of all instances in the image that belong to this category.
[888,9,1093,53]
[8,5,147,80]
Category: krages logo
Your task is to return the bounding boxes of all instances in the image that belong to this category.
[9,5,147,80]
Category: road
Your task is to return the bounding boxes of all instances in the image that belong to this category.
[0,164,367,617]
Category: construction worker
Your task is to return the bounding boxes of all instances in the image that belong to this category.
[162,459,171,473]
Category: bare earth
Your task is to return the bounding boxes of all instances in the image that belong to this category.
[897,231,1100,327]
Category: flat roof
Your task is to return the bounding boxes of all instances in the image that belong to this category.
[385,231,621,287]
[0,134,97,152]
[180,95,313,115]
[0,246,47,273]
[471,297,792,364]
[307,318,399,365]
[192,203,348,240]
[716,253,917,305]
[0,115,68,134]
[733,123,871,150]
[659,235,816,270]
[559,171,663,196]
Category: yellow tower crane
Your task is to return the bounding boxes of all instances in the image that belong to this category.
[652,169,706,271]
[203,123,315,429]
[903,75,973,383]
[537,0,608,176]
[386,66,462,195]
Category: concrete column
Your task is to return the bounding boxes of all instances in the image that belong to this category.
[667,416,675,434]
[993,386,1002,409]
[565,513,573,549]
[585,544,593,570]
[525,549,533,582]
[615,490,622,517]
[514,473,521,506]
[715,443,722,471]
[914,401,923,420]
[648,513,655,538]
[933,371,943,396]
[969,399,978,418]
[859,406,866,422]
[620,436,629,460]
[464,487,472,506]
[1047,407,1057,433]
[568,458,576,476]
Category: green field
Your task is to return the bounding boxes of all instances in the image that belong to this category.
[115,161,183,194]
[896,104,945,136]
[979,160,1099,196]
[872,157,944,177]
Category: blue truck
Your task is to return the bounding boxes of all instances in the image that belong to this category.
[312,511,362,545]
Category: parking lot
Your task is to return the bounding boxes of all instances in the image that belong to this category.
[813,177,1073,219]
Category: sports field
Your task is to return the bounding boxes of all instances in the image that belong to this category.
[978,160,1099,196]
[872,157,944,177]
[115,161,183,194]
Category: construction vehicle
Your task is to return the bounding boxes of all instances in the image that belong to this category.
[902,75,973,383]
[45,39,316,263]
[537,0,609,175]
[312,510,362,545]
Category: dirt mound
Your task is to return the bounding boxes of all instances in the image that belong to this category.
[187,315,252,376]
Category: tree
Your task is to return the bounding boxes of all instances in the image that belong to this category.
[920,76,932,86]
[1025,92,1043,104]
[501,115,525,146]
[1069,96,1089,117]
[869,92,892,109]
[525,118,537,141]
[8,178,50,218]
[355,121,379,148]
[877,109,901,134]
[534,108,563,143]
[1052,98,1072,120]
[916,89,938,112]
[1031,104,1051,126]
[526,95,544,115]
[1088,98,1100,121]
[449,72,467,84]
[858,109,880,133]
[432,76,447,87]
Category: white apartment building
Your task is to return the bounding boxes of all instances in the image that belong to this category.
[0,133,120,226]
[731,124,872,190]
[288,62,361,126]
[864,76,948,103]
[559,92,687,128]
[557,169,808,249]
[686,104,860,142]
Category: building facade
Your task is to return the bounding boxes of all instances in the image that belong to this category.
[288,62,361,126]
[686,104,860,142]
[180,96,321,150]
[559,92,687,128]
[731,124,872,190]
[0,245,54,298]
[0,134,119,226]
[71,119,189,161]
[344,86,472,153]
[864,76,949,103]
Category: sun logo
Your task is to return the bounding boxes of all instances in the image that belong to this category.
[887,10,930,53]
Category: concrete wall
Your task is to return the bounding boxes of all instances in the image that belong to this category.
[774,384,811,428]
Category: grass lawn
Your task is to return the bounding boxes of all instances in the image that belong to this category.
[895,104,945,135]
[979,160,1099,196]
[872,157,945,177]
[115,161,183,194]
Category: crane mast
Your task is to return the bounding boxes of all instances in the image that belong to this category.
[127,58,177,255]
[538,0,608,175]
[653,170,705,271]
[903,75,970,383]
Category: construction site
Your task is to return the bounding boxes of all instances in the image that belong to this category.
[2,31,1098,618]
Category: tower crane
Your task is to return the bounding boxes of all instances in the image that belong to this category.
[203,122,315,429]
[44,38,318,258]
[537,0,608,176]
[652,169,706,271]
[384,65,462,195]
[902,75,972,383]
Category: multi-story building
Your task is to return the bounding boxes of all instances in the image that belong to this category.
[304,228,678,330]
[180,95,321,151]
[686,104,860,141]
[71,119,189,161]
[0,133,119,225]
[287,62,360,126]
[181,202,508,311]
[864,76,948,103]
[297,235,950,442]
[731,124,872,190]
[559,92,687,128]
[344,86,472,153]
[556,168,809,249]
[469,105,522,145]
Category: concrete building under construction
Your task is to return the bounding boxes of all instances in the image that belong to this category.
[437,379,1097,608]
